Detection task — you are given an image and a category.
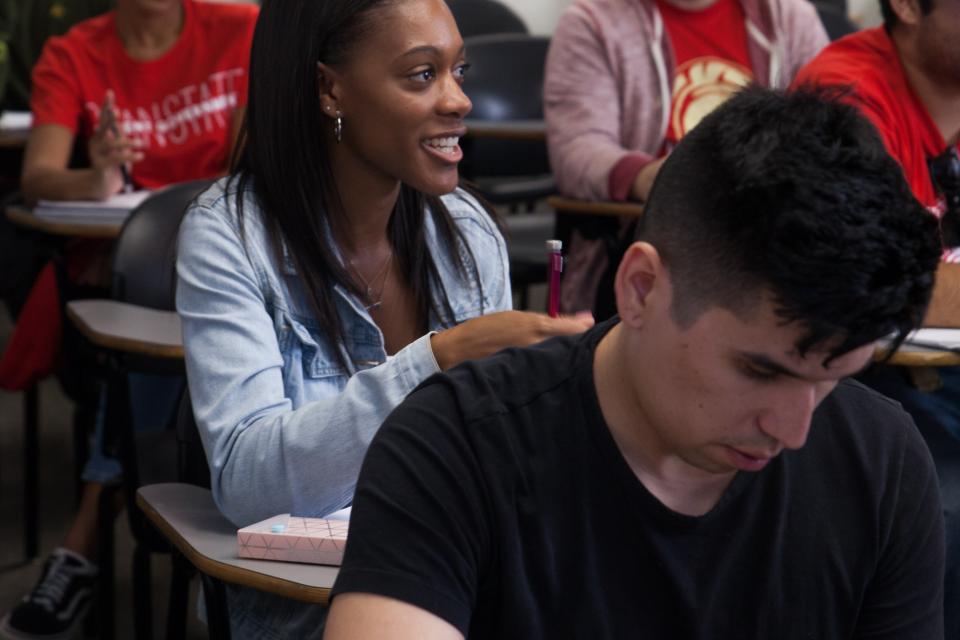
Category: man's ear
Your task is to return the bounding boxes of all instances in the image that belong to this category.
[888,0,924,27]
[614,241,661,329]
[317,61,343,118]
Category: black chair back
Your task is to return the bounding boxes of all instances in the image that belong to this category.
[447,0,528,38]
[813,2,856,40]
[111,179,212,310]
[461,33,551,181]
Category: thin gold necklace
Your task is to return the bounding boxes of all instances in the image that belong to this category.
[349,252,392,311]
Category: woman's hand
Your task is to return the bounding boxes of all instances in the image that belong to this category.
[88,90,143,199]
[430,310,595,371]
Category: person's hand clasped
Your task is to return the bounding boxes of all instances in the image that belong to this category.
[430,310,595,371]
[88,90,143,199]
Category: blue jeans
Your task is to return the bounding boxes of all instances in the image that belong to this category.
[81,373,184,484]
[858,364,960,638]
[226,585,327,639]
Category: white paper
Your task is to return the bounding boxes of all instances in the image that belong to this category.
[899,328,960,351]
[325,507,351,521]
[0,111,32,131]
[34,190,152,220]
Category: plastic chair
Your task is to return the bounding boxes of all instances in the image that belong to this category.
[446,0,528,38]
[502,212,555,310]
[66,179,212,639]
[814,2,857,40]
[460,33,554,209]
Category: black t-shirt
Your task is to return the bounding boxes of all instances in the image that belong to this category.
[332,320,945,639]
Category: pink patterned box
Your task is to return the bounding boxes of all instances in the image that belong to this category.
[237,514,349,566]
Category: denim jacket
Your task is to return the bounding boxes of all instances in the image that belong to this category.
[176,178,511,527]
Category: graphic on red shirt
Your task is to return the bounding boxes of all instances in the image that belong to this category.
[657,0,754,148]
[81,68,246,151]
[669,57,752,141]
[30,0,258,190]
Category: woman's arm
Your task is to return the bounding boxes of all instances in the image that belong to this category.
[544,7,655,201]
[177,200,447,525]
[177,195,592,526]
[21,94,142,203]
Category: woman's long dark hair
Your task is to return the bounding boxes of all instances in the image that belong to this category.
[231,0,488,372]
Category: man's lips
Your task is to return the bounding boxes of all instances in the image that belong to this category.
[725,446,777,471]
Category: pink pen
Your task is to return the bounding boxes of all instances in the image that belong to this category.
[546,239,562,318]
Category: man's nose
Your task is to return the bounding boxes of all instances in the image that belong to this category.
[756,383,818,450]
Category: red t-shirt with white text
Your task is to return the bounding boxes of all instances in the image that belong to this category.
[657,0,754,151]
[30,0,258,190]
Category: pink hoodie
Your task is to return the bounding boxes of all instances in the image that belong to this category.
[545,0,828,311]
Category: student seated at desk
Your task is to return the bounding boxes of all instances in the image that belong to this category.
[324,88,945,639]
[0,1,257,638]
[175,0,593,636]
[20,0,256,200]
[544,0,828,316]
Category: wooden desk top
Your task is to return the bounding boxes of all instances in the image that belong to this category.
[137,484,337,604]
[548,195,645,218]
[464,119,546,141]
[877,345,960,367]
[66,300,183,359]
[0,129,28,149]
[6,204,124,239]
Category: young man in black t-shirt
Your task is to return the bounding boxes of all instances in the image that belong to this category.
[324,88,947,639]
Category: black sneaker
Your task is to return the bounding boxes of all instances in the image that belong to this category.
[0,548,97,640]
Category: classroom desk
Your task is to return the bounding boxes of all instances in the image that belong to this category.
[66,300,183,359]
[6,203,125,239]
[0,129,29,149]
[548,195,646,218]
[137,483,338,604]
[878,343,960,368]
[464,118,546,141]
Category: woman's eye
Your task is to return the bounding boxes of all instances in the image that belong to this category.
[411,68,435,82]
[455,63,471,80]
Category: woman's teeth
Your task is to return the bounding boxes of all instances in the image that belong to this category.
[424,136,459,154]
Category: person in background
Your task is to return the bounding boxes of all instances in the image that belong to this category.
[0,0,113,113]
[324,87,944,640]
[175,0,593,636]
[793,0,960,634]
[0,0,112,312]
[0,1,258,638]
[544,0,828,317]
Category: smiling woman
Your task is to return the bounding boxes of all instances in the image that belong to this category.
[174,0,594,636]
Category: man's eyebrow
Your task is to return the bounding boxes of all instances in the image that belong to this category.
[739,352,806,379]
[396,44,465,62]
[739,351,872,380]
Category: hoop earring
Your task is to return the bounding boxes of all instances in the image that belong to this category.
[334,111,343,143]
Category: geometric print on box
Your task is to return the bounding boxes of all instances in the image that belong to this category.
[237,515,350,566]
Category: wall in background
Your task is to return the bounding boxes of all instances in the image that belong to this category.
[498,0,573,35]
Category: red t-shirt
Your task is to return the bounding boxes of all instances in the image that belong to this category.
[30,0,258,190]
[657,0,754,150]
[793,28,952,211]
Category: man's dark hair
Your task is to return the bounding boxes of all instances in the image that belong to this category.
[879,0,933,31]
[636,86,941,360]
